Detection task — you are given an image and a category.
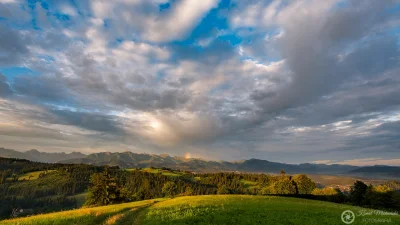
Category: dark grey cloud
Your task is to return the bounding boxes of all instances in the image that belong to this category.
[0,24,29,66]
[252,0,399,115]
[12,75,72,103]
[0,74,13,97]
[50,109,123,134]
[335,120,400,157]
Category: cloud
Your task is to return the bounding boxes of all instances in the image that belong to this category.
[0,0,399,164]
[50,109,124,134]
[250,0,399,115]
[0,24,29,66]
[90,0,219,43]
[0,74,12,96]
[124,111,222,146]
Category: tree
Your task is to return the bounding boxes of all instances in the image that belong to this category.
[312,187,345,203]
[312,187,340,196]
[350,181,368,205]
[271,177,296,194]
[84,170,123,206]
[162,182,177,198]
[217,185,230,194]
[260,186,273,195]
[292,174,316,194]
[132,188,145,201]
[364,185,395,208]
[184,186,194,196]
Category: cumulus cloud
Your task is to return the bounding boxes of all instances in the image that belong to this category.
[0,0,399,163]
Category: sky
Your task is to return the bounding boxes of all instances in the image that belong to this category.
[0,0,400,166]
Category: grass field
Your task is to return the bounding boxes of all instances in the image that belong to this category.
[240,179,259,187]
[126,168,184,177]
[6,170,57,181]
[0,199,163,225]
[2,195,399,225]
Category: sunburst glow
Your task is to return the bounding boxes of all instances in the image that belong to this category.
[184,152,191,159]
[150,120,161,130]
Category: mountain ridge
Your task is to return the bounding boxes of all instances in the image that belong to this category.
[1,147,399,178]
[0,147,86,163]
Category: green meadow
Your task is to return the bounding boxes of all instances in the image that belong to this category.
[125,168,184,177]
[2,195,399,225]
[6,170,56,181]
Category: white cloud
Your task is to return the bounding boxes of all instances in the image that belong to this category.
[145,0,219,42]
[60,4,77,16]
[90,0,219,43]
[0,0,18,3]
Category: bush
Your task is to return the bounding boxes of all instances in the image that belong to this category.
[270,177,296,194]
[364,185,396,209]
[312,187,345,203]
[292,174,316,194]
[217,185,230,194]
[184,186,194,196]
[162,182,177,198]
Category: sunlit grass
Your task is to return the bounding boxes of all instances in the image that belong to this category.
[138,195,400,225]
[2,195,399,225]
[240,179,259,187]
[0,199,164,225]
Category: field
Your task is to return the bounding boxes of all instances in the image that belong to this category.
[126,168,184,177]
[2,195,399,225]
[6,170,56,181]
[0,199,163,225]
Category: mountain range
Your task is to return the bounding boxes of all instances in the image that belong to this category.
[0,147,85,163]
[0,147,399,178]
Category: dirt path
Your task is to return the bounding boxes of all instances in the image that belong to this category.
[111,201,158,225]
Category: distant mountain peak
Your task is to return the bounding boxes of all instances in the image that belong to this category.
[26,149,40,153]
[0,148,86,163]
[2,147,399,178]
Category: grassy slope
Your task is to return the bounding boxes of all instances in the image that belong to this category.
[2,196,399,225]
[0,199,163,225]
[138,196,400,225]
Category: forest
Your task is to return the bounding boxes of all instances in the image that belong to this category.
[0,157,399,219]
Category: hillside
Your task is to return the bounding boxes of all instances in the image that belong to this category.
[1,195,399,225]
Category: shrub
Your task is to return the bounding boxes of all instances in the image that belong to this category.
[270,177,296,194]
[217,185,230,194]
[292,174,316,194]
[162,182,178,198]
